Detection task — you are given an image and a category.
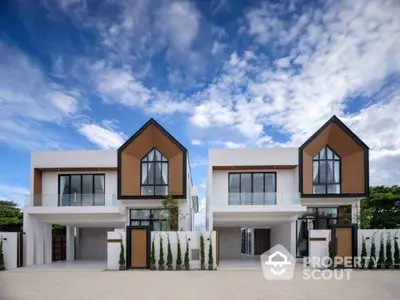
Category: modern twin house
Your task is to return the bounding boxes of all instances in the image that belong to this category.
[24,115,369,267]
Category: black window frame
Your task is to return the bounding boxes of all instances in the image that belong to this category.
[58,173,105,206]
[312,145,341,195]
[228,172,277,205]
[129,208,170,230]
[140,147,169,196]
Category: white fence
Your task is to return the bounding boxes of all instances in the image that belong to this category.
[0,232,18,270]
[106,230,217,270]
[358,229,400,257]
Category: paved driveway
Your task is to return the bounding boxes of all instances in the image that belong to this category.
[0,268,399,300]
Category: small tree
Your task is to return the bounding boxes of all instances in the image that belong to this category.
[0,236,5,271]
[184,237,190,270]
[385,233,393,269]
[150,235,156,270]
[119,242,125,271]
[167,234,173,270]
[368,235,377,269]
[360,236,367,269]
[328,240,335,269]
[377,234,385,269]
[200,234,205,270]
[208,235,214,270]
[394,234,400,269]
[176,234,182,270]
[158,234,165,270]
[162,194,179,231]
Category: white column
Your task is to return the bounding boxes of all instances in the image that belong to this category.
[75,228,80,260]
[23,213,35,266]
[44,223,52,264]
[34,221,45,265]
[66,226,75,261]
[289,220,297,257]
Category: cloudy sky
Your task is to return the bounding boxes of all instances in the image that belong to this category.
[0,0,399,227]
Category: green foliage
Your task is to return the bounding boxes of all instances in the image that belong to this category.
[385,233,393,268]
[360,236,367,268]
[0,236,5,271]
[378,234,385,267]
[208,235,214,270]
[166,234,173,268]
[394,234,400,268]
[150,235,156,266]
[328,241,335,261]
[119,242,125,266]
[184,237,190,270]
[360,186,400,229]
[200,234,205,269]
[368,235,377,269]
[176,234,182,268]
[158,234,165,267]
[0,200,23,232]
[162,194,179,231]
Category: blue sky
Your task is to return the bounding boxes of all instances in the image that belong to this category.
[0,0,399,227]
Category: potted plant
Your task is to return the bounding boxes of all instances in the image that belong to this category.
[200,234,205,270]
[394,234,400,269]
[184,237,190,270]
[0,236,5,271]
[119,242,126,271]
[377,234,385,269]
[208,235,214,270]
[158,234,165,270]
[176,234,182,270]
[167,234,173,271]
[150,235,156,270]
[360,235,367,269]
[385,233,393,269]
[368,235,376,269]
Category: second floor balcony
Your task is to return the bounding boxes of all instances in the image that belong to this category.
[228,192,300,206]
[31,193,118,207]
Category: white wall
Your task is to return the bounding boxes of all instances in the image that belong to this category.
[107,229,126,270]
[0,232,18,270]
[214,227,242,259]
[358,229,400,257]
[211,169,300,209]
[41,171,117,207]
[270,221,296,257]
[308,230,331,267]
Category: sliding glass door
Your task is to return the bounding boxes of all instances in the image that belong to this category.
[59,174,105,206]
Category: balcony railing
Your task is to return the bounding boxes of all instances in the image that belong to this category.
[29,194,118,207]
[228,192,300,205]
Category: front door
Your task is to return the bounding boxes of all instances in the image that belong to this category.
[331,225,357,268]
[126,226,150,269]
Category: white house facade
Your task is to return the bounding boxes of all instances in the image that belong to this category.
[206,116,369,260]
[24,119,198,267]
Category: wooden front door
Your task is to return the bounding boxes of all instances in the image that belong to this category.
[332,225,357,267]
[254,229,271,255]
[127,227,150,269]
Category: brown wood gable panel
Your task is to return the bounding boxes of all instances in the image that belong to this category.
[119,119,187,198]
[300,116,369,197]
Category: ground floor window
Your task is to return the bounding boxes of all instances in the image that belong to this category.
[129,209,170,231]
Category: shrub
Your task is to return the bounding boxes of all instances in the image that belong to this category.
[184,237,190,270]
[176,234,182,270]
[119,242,125,266]
[377,234,385,269]
[385,233,393,268]
[158,234,165,270]
[360,236,367,269]
[0,236,5,271]
[208,235,214,270]
[368,235,376,269]
[150,235,156,269]
[162,194,179,231]
[394,234,400,269]
[167,234,173,270]
[200,234,205,270]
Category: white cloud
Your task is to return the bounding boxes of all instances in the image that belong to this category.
[0,184,30,207]
[191,139,204,146]
[211,41,227,55]
[78,123,127,149]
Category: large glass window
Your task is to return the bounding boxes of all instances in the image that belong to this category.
[312,146,341,194]
[228,172,276,205]
[58,174,105,206]
[141,148,168,196]
[129,209,169,230]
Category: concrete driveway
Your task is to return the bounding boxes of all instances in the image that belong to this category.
[0,268,399,300]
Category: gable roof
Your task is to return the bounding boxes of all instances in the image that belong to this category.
[299,115,369,151]
[118,118,188,153]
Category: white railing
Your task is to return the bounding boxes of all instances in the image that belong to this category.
[28,193,118,207]
[228,192,301,205]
